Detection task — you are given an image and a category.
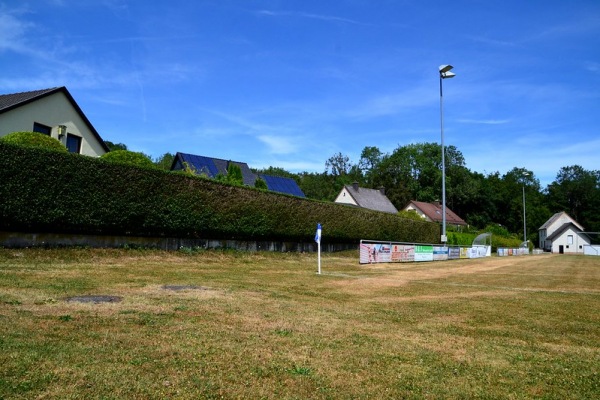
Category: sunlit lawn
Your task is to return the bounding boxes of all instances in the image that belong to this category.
[0,248,599,399]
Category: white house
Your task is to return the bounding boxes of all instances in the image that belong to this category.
[334,182,398,214]
[538,212,590,254]
[0,87,108,156]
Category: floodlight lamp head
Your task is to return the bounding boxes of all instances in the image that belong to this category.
[441,71,456,79]
[439,64,454,74]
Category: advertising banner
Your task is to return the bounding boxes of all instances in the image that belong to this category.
[433,246,448,261]
[459,247,470,259]
[448,247,460,260]
[359,242,392,263]
[360,240,490,264]
[415,245,434,262]
[391,244,415,262]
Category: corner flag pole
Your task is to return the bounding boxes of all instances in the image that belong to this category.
[315,223,322,274]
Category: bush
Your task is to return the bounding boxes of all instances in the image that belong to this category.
[254,177,268,190]
[0,141,440,244]
[101,150,155,168]
[0,131,66,152]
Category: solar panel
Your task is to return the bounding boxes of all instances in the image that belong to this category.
[179,153,219,177]
[261,175,305,197]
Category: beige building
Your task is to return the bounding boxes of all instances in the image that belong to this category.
[0,87,108,157]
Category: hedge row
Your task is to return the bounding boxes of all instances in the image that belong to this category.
[0,142,440,244]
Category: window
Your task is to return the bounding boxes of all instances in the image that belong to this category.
[33,122,51,135]
[568,235,574,245]
[66,134,82,153]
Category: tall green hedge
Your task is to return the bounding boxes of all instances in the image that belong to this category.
[0,142,439,244]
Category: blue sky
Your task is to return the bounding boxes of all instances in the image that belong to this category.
[1,0,599,187]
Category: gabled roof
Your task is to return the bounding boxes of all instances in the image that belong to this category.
[172,152,256,186]
[545,222,585,242]
[171,152,305,197]
[340,184,398,214]
[539,211,584,231]
[0,86,110,152]
[405,200,467,226]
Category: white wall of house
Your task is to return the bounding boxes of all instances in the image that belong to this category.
[550,227,590,254]
[334,187,358,206]
[0,91,106,157]
[539,212,583,250]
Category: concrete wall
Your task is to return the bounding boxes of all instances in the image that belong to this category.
[0,91,106,157]
[0,231,357,253]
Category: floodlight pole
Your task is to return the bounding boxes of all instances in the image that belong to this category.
[522,172,529,243]
[439,65,455,244]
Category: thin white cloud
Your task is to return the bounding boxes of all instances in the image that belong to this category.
[257,135,297,155]
[0,8,34,55]
[257,10,368,26]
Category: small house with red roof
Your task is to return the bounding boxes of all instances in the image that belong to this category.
[403,200,467,228]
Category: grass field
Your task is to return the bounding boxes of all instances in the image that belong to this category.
[0,248,599,399]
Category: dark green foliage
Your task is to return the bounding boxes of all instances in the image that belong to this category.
[100,150,155,168]
[0,142,439,244]
[104,141,128,151]
[0,131,67,152]
[154,152,175,170]
[254,177,268,190]
[226,163,243,186]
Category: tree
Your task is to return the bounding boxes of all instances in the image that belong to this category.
[226,163,244,186]
[254,177,268,190]
[546,165,600,232]
[358,146,383,186]
[154,152,175,171]
[104,141,128,152]
[325,152,353,177]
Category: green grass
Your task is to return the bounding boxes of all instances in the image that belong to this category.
[0,248,599,399]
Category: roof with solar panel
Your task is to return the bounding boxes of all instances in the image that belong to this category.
[171,152,305,197]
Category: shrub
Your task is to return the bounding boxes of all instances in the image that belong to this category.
[0,131,67,152]
[254,177,268,190]
[0,141,440,244]
[101,150,155,168]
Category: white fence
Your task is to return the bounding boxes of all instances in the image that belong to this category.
[359,240,491,264]
[584,245,600,256]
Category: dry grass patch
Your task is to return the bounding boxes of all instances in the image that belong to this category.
[1,248,599,399]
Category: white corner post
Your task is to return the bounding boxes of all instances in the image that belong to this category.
[439,64,456,244]
[315,223,322,274]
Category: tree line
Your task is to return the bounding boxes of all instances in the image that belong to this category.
[106,141,600,245]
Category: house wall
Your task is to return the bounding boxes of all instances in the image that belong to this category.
[334,188,358,206]
[546,214,581,238]
[0,92,106,157]
[550,228,590,254]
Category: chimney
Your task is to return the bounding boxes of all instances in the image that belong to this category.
[352,182,359,191]
[379,187,386,195]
